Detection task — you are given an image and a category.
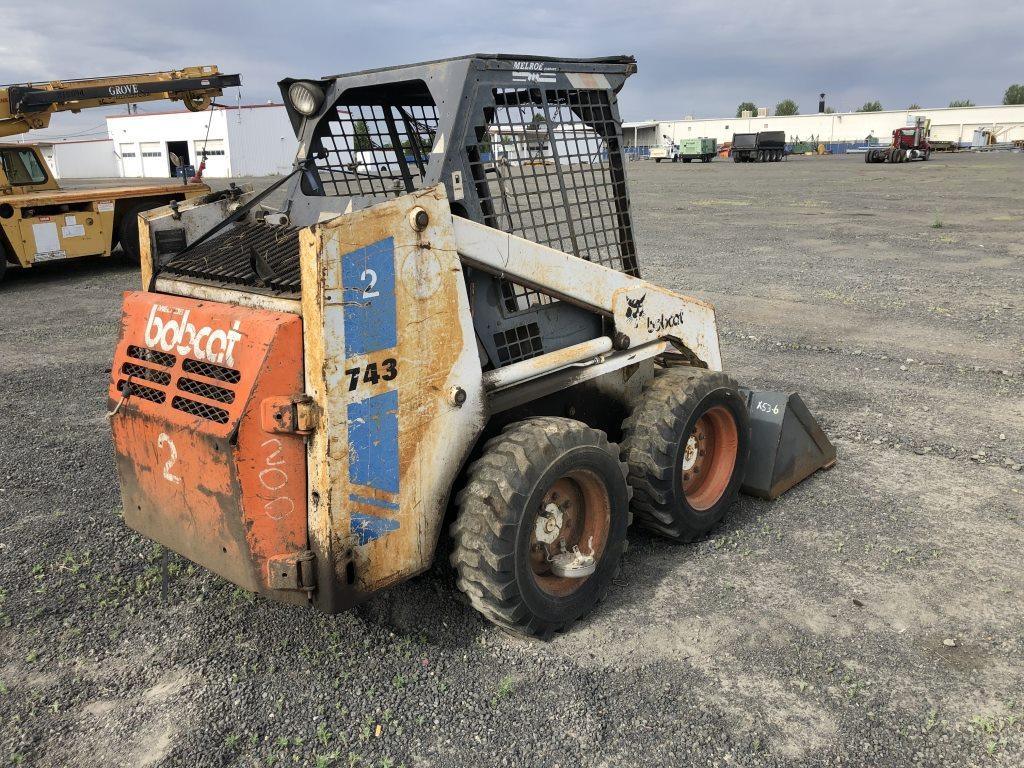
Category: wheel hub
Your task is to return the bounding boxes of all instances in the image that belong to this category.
[682,434,699,471]
[528,473,611,597]
[534,502,565,544]
[681,406,739,512]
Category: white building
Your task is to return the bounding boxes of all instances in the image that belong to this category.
[33,139,119,179]
[624,103,1024,150]
[106,103,298,179]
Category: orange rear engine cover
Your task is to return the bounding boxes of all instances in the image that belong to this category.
[109,291,309,603]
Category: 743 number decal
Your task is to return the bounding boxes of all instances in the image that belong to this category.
[345,358,398,391]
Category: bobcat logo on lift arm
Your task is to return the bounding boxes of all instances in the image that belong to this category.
[144,304,243,367]
[625,294,646,325]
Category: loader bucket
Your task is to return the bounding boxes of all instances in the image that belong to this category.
[740,390,836,500]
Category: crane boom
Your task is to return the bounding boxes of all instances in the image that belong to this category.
[0,65,241,138]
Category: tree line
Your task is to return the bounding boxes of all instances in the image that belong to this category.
[735,85,1024,117]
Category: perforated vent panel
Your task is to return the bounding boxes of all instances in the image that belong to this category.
[493,322,544,365]
[171,395,230,424]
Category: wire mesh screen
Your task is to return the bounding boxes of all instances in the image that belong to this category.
[308,91,438,200]
[468,87,638,302]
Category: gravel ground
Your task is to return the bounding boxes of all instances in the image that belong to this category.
[1,152,1022,768]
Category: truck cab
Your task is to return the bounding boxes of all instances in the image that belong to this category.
[0,144,59,194]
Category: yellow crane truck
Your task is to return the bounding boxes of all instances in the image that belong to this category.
[0,66,241,283]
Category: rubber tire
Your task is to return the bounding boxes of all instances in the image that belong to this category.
[621,368,749,542]
[655,158,662,163]
[733,153,741,163]
[0,242,7,284]
[450,417,630,639]
[118,203,154,264]
[865,149,873,163]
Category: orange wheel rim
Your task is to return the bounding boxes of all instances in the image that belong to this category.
[528,471,610,597]
[681,405,739,511]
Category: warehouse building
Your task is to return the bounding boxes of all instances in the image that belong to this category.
[32,138,119,178]
[624,103,1024,151]
[107,103,297,178]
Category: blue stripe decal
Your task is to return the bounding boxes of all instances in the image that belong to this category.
[350,511,400,545]
[349,493,399,511]
[342,237,396,357]
[347,389,399,494]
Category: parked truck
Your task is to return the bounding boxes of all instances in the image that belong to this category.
[677,137,717,163]
[731,131,786,162]
[864,117,931,163]
[651,136,717,163]
[0,66,240,282]
[649,135,677,163]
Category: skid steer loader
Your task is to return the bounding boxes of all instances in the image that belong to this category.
[108,54,835,638]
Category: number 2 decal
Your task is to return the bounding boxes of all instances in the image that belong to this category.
[360,268,379,299]
[158,432,182,484]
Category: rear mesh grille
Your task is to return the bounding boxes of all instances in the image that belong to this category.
[182,358,241,384]
[160,222,301,294]
[122,362,171,386]
[177,377,235,404]
[127,345,175,368]
[117,378,166,404]
[117,343,242,425]
[171,396,230,424]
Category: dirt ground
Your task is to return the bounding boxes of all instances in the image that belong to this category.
[1,152,1021,768]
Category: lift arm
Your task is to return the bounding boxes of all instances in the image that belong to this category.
[0,65,241,138]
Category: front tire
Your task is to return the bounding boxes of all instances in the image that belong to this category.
[451,417,630,639]
[622,368,749,542]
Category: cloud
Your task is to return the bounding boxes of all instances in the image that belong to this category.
[3,0,1022,139]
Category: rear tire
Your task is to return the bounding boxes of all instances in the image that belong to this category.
[0,242,7,284]
[655,158,662,163]
[118,203,154,265]
[622,368,749,542]
[451,417,630,639]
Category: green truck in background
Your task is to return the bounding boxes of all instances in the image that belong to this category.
[651,136,717,164]
[677,137,717,163]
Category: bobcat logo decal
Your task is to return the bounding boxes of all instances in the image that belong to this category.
[625,294,646,326]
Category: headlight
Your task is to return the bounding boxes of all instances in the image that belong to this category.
[288,81,324,116]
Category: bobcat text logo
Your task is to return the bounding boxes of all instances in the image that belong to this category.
[646,311,686,334]
[625,294,646,325]
[144,304,242,367]
[108,84,140,97]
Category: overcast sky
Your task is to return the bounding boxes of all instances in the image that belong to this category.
[3,0,1022,140]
